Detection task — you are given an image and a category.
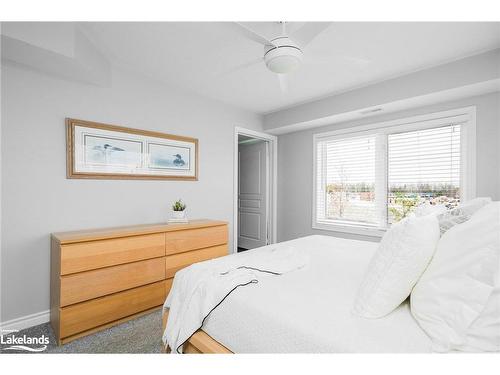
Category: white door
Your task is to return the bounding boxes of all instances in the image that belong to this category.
[238,140,268,250]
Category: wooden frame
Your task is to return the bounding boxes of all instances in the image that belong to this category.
[66,118,199,180]
[162,309,232,354]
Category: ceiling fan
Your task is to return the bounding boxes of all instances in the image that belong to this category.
[224,22,371,94]
[225,22,332,93]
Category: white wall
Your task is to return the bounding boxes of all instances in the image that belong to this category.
[0,64,262,323]
[264,49,500,132]
[277,92,500,243]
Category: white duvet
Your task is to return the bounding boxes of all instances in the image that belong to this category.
[166,235,433,353]
[163,245,309,353]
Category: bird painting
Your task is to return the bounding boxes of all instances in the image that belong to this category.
[173,154,186,166]
[92,144,125,153]
[90,143,126,165]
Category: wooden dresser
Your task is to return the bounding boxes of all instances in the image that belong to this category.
[50,219,228,345]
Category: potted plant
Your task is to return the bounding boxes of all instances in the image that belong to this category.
[169,199,188,223]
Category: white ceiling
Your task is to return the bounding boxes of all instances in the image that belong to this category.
[81,22,500,114]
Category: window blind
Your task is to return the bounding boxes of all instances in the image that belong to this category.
[315,121,464,231]
[387,124,461,222]
[316,135,379,227]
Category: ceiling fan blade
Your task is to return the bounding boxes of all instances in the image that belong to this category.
[342,55,372,67]
[218,57,263,76]
[277,74,288,93]
[291,22,332,49]
[229,22,275,46]
[304,53,371,68]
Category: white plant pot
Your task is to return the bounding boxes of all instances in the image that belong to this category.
[171,210,187,220]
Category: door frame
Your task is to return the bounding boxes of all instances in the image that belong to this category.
[233,127,278,253]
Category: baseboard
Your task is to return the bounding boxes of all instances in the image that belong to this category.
[0,310,50,332]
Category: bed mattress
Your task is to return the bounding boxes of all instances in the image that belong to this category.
[202,235,432,353]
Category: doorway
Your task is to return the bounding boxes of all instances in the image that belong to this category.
[234,127,277,253]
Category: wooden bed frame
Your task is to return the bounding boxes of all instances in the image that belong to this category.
[162,309,233,354]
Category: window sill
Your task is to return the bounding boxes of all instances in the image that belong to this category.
[312,221,386,238]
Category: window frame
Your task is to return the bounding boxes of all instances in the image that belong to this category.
[312,106,477,237]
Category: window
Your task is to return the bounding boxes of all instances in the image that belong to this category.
[388,125,461,223]
[316,134,380,227]
[313,107,475,236]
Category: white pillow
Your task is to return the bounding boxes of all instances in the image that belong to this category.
[437,197,492,235]
[460,268,500,352]
[352,214,440,318]
[411,202,500,352]
[414,202,447,217]
[458,196,492,214]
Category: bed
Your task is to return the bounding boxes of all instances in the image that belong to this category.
[162,235,433,353]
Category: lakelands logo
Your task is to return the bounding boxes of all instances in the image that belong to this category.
[1,330,49,352]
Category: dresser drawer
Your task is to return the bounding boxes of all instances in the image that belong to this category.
[165,244,227,278]
[60,233,165,275]
[165,226,227,255]
[60,258,166,306]
[59,281,165,339]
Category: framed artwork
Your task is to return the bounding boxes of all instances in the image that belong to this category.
[66,118,198,180]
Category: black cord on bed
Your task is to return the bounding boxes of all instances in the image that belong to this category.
[174,265,286,353]
[220,265,283,276]
[176,279,258,353]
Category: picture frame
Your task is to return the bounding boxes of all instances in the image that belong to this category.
[66,118,198,180]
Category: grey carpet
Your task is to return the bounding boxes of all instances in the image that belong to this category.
[1,310,164,354]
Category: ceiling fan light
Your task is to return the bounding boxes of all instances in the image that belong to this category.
[266,54,302,74]
[264,40,303,74]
